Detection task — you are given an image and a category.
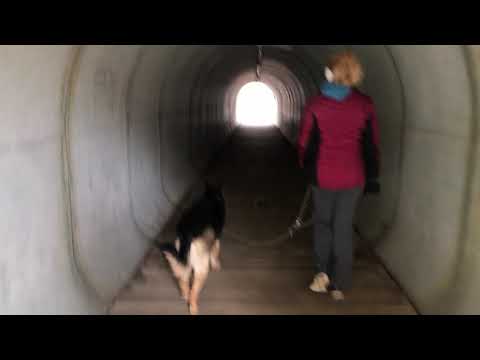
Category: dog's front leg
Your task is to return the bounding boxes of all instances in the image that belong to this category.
[210,239,222,271]
[189,241,210,315]
[189,270,209,315]
[178,268,192,302]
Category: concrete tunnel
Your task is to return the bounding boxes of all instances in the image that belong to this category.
[1,45,480,315]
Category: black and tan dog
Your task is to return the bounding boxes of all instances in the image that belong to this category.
[157,183,225,315]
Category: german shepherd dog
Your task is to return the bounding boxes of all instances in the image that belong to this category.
[157,183,225,315]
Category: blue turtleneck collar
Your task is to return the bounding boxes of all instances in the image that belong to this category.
[320,81,352,101]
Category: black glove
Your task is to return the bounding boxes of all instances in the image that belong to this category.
[364,179,380,195]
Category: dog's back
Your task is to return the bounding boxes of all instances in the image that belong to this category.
[160,182,225,264]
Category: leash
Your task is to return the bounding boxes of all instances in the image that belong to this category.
[224,185,315,248]
[280,185,314,241]
[224,184,366,248]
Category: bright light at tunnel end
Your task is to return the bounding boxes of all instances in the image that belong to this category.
[235,81,279,128]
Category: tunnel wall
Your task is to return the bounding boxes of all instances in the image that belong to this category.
[438,46,480,314]
[0,46,102,314]
[375,45,473,314]
[0,45,234,314]
[67,45,235,309]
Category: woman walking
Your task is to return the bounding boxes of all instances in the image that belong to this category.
[297,51,381,301]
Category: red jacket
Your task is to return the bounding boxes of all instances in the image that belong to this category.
[297,90,380,190]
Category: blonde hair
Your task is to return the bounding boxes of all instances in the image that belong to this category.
[327,51,364,87]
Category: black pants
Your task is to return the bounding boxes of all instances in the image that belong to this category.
[313,186,362,291]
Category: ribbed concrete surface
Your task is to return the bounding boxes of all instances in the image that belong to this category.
[110,127,416,315]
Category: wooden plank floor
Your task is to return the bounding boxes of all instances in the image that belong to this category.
[109,127,416,315]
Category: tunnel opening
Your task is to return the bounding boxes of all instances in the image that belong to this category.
[235,81,279,128]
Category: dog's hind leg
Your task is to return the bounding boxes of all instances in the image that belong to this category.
[164,251,192,302]
[189,240,210,315]
[190,271,208,316]
[210,239,221,272]
[178,268,192,302]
